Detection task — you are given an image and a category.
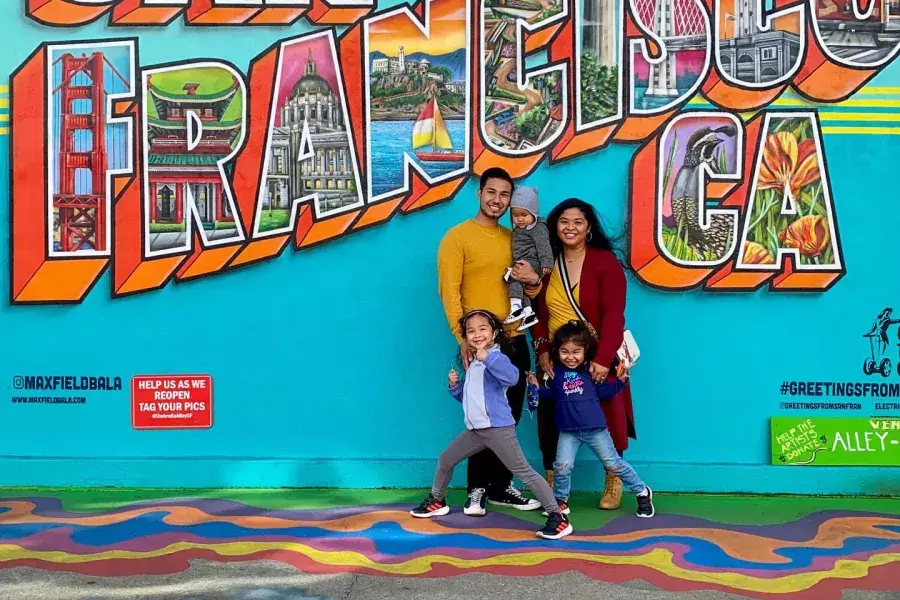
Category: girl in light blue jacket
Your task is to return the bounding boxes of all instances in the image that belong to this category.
[411,310,573,540]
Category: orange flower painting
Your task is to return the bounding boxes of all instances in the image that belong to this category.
[757,132,820,201]
[742,117,837,267]
[742,241,775,265]
[778,215,832,257]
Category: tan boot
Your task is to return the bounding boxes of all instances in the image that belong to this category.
[599,471,622,510]
[545,470,554,489]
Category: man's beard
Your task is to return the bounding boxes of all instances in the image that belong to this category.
[479,205,503,220]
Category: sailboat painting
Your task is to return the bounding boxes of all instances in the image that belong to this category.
[365,0,469,200]
[413,97,465,162]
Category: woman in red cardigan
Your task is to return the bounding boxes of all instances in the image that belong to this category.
[531,198,636,510]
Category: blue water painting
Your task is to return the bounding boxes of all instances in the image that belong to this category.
[370,120,467,198]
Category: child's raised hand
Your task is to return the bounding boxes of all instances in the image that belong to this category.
[615,363,630,381]
[448,369,459,387]
[475,347,488,362]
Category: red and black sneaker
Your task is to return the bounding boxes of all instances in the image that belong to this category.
[542,500,570,517]
[536,511,573,540]
[410,494,450,518]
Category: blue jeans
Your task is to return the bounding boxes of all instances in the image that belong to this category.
[553,428,647,501]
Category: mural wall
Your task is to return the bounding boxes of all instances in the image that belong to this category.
[1,0,899,493]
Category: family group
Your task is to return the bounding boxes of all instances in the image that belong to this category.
[410,168,654,541]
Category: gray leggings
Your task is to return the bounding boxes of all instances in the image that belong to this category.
[431,426,561,515]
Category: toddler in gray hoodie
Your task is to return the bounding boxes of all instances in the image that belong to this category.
[504,186,553,331]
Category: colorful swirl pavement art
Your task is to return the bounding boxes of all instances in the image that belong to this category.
[0,496,899,600]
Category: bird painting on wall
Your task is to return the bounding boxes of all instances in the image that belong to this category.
[669,124,738,261]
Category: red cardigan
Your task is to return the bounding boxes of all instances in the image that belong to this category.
[532,247,636,451]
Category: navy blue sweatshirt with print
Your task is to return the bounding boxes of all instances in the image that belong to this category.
[538,365,627,431]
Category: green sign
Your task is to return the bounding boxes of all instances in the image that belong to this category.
[771,417,900,466]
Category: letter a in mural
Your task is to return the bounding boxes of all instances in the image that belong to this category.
[10,39,136,303]
[732,112,843,289]
[253,32,364,239]
[365,0,471,206]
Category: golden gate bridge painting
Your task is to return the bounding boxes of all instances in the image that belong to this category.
[49,42,134,255]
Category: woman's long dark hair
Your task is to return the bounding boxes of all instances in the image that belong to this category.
[546,198,627,267]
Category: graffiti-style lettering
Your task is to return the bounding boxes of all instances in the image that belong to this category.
[548,0,625,162]
[797,0,900,101]
[10,40,136,303]
[732,112,843,288]
[362,0,471,219]
[629,111,742,289]
[27,0,371,26]
[112,60,247,297]
[13,0,894,304]
[705,0,806,111]
[475,0,568,176]
[232,31,365,269]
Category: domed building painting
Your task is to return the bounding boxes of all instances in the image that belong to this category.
[261,35,362,233]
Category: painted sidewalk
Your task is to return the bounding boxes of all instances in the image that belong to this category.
[0,489,898,600]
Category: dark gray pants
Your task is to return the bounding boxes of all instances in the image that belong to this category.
[431,426,560,514]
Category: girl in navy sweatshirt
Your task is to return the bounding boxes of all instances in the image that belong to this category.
[528,321,655,519]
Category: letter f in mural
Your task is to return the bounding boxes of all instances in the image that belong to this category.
[10,40,136,304]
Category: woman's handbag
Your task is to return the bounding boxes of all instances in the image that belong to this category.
[557,258,639,369]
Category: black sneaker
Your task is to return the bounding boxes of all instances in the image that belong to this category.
[542,500,569,517]
[487,486,542,511]
[463,487,487,516]
[636,487,655,518]
[536,511,573,540]
[410,495,449,518]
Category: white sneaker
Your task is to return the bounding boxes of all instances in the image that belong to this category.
[504,307,525,324]
[503,267,513,283]
[463,488,487,516]
[517,307,538,331]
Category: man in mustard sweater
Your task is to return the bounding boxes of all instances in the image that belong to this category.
[437,167,543,516]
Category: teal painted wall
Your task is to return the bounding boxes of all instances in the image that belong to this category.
[1,1,898,494]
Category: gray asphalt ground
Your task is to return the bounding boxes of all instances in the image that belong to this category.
[1,561,898,600]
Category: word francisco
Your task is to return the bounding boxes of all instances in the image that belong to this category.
[131,375,213,429]
[13,0,892,304]
[771,417,900,466]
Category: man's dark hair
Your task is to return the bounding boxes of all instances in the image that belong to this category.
[479,167,515,193]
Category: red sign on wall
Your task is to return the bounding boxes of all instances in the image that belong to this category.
[131,375,213,430]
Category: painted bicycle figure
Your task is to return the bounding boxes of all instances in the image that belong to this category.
[863,308,900,377]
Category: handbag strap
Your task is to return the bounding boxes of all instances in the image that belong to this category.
[557,258,599,341]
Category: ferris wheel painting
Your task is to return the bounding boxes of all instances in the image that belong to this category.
[48,42,135,256]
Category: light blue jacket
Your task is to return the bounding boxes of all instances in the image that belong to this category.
[449,345,519,430]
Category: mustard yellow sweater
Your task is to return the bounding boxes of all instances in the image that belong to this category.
[437,219,540,343]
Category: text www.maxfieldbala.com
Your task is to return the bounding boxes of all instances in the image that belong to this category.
[11,397,86,404]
